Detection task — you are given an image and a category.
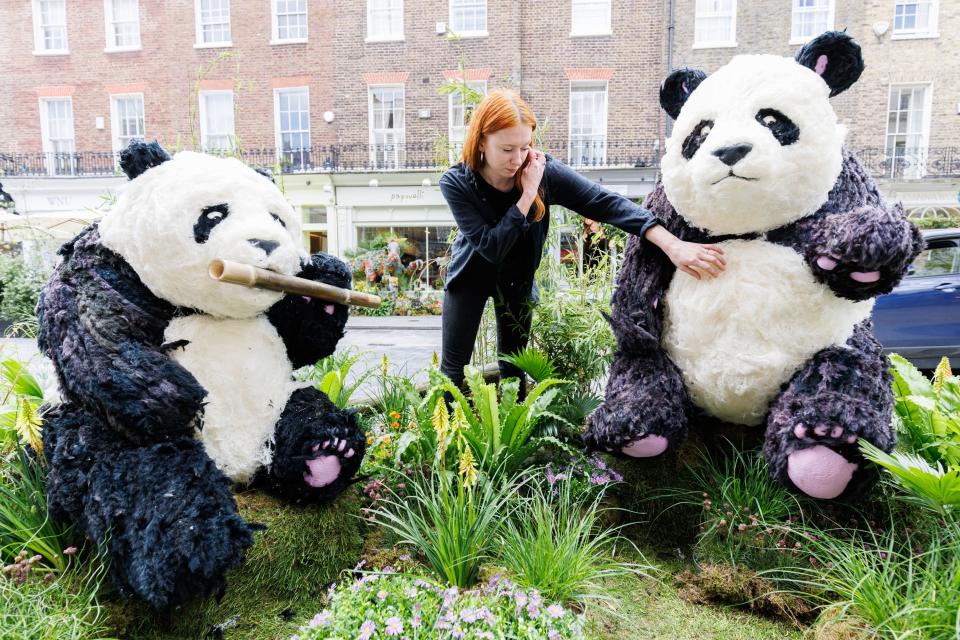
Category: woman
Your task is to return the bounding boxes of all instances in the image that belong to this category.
[438,89,725,393]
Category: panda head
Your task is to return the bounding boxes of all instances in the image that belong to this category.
[98,142,308,318]
[659,31,865,236]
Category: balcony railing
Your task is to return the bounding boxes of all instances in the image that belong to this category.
[2,144,958,179]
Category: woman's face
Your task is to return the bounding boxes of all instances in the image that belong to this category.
[479,125,534,180]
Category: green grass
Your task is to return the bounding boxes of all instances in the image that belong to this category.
[105,488,366,640]
[0,563,113,640]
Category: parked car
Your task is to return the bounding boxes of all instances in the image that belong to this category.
[873,227,960,370]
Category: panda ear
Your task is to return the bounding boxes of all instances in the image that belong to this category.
[119,140,171,180]
[659,68,708,120]
[795,30,865,97]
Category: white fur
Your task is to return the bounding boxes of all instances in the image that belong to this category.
[662,240,873,425]
[164,315,298,484]
[99,152,307,319]
[661,55,845,235]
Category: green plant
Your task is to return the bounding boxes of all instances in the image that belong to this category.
[657,443,799,568]
[419,366,570,477]
[296,348,371,409]
[771,521,960,640]
[365,465,521,588]
[294,571,586,639]
[861,441,960,518]
[498,477,652,612]
[888,354,960,466]
[0,358,45,453]
[0,254,49,324]
[911,216,960,230]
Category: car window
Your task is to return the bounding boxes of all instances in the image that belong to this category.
[908,239,960,277]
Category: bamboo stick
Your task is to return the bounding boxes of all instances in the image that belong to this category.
[208,259,382,309]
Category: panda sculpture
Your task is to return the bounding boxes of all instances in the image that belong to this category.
[38,141,366,608]
[586,32,923,500]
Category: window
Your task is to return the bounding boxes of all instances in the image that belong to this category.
[569,82,608,167]
[195,0,231,46]
[893,0,938,38]
[199,91,235,152]
[356,225,455,288]
[448,80,486,153]
[367,0,403,40]
[32,0,68,54]
[275,88,311,170]
[104,0,140,50]
[39,98,75,175]
[908,239,959,278]
[694,0,736,48]
[790,0,833,43]
[571,0,611,36]
[886,84,932,179]
[449,0,486,36]
[272,0,307,43]
[369,86,405,169]
[111,94,145,155]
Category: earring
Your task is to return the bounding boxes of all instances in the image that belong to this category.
[480,151,484,164]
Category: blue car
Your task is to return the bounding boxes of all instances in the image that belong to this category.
[872,227,960,369]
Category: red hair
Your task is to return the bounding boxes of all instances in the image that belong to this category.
[461,89,546,222]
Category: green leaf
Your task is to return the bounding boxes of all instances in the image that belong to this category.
[889,353,933,401]
[0,359,43,401]
[319,370,343,405]
[861,441,960,514]
[500,347,557,383]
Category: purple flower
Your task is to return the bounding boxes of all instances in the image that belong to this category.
[307,611,332,628]
[526,604,540,619]
[410,613,422,628]
[452,625,465,639]
[404,586,418,598]
[514,591,528,607]
[460,608,477,623]
[547,604,565,619]
[377,589,389,600]
[529,590,542,608]
[385,617,403,636]
[359,620,376,640]
[549,631,562,640]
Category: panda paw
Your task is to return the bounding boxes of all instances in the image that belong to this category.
[807,206,923,301]
[303,436,360,488]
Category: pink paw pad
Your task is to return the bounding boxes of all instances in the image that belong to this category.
[816,256,838,270]
[850,271,880,283]
[787,445,858,500]
[793,424,807,439]
[621,434,669,458]
[304,455,342,488]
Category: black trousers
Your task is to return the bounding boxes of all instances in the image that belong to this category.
[440,287,533,396]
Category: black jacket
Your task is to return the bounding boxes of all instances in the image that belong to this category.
[438,155,660,296]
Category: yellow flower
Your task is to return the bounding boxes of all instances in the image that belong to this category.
[383,434,391,444]
[432,398,450,446]
[16,397,44,455]
[458,448,478,489]
[366,436,374,445]
[933,356,953,395]
[391,421,401,430]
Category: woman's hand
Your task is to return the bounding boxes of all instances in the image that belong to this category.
[520,149,546,196]
[644,225,726,280]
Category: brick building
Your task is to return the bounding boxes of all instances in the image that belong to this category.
[1,0,957,261]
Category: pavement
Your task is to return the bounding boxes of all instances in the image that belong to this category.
[0,315,444,400]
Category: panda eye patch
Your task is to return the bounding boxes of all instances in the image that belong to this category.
[682,120,714,160]
[194,203,230,244]
[270,213,287,228]
[756,109,799,146]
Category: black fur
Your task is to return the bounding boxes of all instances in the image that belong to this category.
[756,109,800,146]
[194,203,230,243]
[119,140,171,180]
[795,30,865,97]
[660,68,708,120]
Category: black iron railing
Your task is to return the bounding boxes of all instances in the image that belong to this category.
[2,144,958,179]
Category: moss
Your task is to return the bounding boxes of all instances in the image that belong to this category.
[106,487,365,640]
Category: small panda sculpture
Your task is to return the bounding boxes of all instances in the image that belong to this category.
[586,32,923,500]
[38,142,366,608]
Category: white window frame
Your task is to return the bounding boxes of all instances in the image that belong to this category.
[194,0,232,48]
[110,93,146,157]
[568,80,608,167]
[274,87,312,169]
[271,0,308,44]
[32,0,69,55]
[103,0,141,52]
[789,0,834,44]
[570,0,612,37]
[885,82,933,179]
[366,0,404,42]
[38,97,75,176]
[199,90,236,153]
[892,0,939,39]
[693,0,737,49]
[449,0,487,38]
[448,80,487,151]
[368,84,406,169]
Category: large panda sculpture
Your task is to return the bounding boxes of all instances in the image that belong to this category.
[586,32,923,500]
[38,142,366,608]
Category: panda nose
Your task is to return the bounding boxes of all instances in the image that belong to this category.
[713,143,753,166]
[248,239,280,255]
